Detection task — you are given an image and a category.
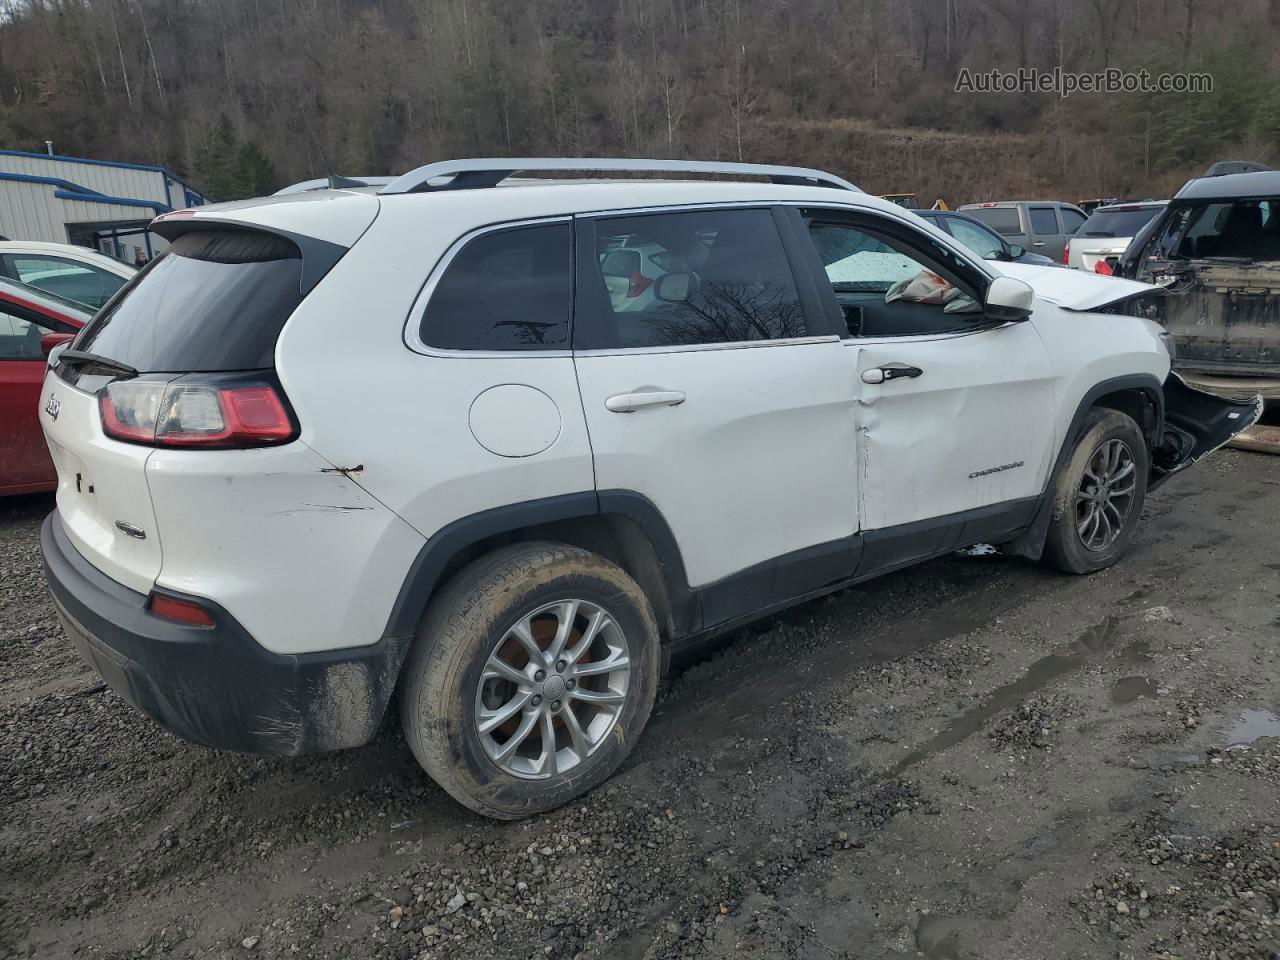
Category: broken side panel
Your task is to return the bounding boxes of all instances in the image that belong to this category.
[1151,372,1263,488]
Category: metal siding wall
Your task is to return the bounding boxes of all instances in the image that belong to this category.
[0,155,169,203]
[0,180,66,242]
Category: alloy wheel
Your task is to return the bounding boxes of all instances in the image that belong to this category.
[1075,438,1137,551]
[473,599,631,779]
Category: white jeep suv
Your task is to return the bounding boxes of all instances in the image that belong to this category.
[38,159,1259,819]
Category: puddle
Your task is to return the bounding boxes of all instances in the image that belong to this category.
[915,915,974,959]
[1111,676,1163,705]
[1221,709,1280,748]
[889,617,1121,776]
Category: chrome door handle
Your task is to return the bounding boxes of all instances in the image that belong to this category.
[605,390,686,413]
[1032,241,1046,247]
[861,365,923,385]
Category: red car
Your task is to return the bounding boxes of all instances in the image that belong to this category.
[1,279,89,495]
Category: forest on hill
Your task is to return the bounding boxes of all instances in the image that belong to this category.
[1,0,1278,204]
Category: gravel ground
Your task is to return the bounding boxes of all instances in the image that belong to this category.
[2,450,1278,960]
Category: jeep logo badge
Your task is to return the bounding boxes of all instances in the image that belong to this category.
[44,394,60,421]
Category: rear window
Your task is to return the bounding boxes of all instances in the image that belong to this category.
[966,207,1022,236]
[71,229,305,372]
[1079,207,1163,239]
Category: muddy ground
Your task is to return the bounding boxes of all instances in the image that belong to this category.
[2,450,1278,960]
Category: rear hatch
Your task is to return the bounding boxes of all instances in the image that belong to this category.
[38,193,376,592]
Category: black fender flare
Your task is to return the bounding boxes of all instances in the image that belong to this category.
[1004,373,1164,560]
[381,490,695,642]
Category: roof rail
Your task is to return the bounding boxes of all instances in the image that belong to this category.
[378,158,860,195]
[274,175,395,195]
[1201,160,1274,178]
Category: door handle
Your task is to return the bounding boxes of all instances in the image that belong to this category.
[605,390,686,413]
[1032,241,1046,247]
[861,365,923,385]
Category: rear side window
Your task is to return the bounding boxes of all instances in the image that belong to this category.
[73,230,305,372]
[1060,208,1087,234]
[579,208,805,349]
[2,255,127,309]
[1029,207,1060,236]
[0,307,53,360]
[966,207,1021,236]
[421,222,570,351]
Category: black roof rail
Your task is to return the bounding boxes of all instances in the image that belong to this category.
[378,158,861,195]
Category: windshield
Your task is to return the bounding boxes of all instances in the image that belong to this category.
[1153,198,1280,260]
[1080,206,1164,238]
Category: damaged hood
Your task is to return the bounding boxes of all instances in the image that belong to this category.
[991,260,1160,312]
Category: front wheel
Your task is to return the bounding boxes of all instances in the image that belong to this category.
[1042,408,1149,575]
[399,542,659,819]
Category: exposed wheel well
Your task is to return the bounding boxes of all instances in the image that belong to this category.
[429,514,676,640]
[1092,387,1161,450]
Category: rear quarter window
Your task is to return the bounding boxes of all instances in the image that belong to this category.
[419,222,571,351]
[72,229,307,373]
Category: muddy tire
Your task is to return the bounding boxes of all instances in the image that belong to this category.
[399,542,660,819]
[1043,408,1149,575]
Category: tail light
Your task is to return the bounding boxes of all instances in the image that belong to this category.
[1094,259,1114,276]
[149,592,215,627]
[626,271,653,298]
[99,375,297,448]
[1062,240,1071,266]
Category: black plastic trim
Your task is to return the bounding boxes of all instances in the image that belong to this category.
[41,512,405,755]
[858,497,1039,576]
[698,535,860,628]
[383,490,698,642]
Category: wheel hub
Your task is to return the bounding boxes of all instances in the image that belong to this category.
[1074,438,1137,552]
[474,598,632,780]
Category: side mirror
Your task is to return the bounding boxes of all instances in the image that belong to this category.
[1007,243,1026,259]
[653,272,696,303]
[41,332,75,358]
[984,276,1034,323]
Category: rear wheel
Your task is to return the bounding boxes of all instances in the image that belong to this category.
[399,542,659,819]
[1043,408,1148,575]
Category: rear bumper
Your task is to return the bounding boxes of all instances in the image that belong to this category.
[40,512,408,755]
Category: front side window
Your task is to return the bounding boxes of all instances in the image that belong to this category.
[581,209,805,349]
[1029,207,1060,236]
[946,218,1006,260]
[804,216,986,338]
[421,222,571,351]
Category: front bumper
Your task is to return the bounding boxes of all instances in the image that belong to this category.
[40,512,408,755]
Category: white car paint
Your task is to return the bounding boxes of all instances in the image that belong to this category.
[40,176,1171,657]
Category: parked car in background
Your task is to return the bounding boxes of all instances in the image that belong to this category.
[1066,201,1167,274]
[0,241,135,310]
[958,201,1088,263]
[0,278,89,495]
[37,157,1259,820]
[913,209,1060,267]
[1077,197,1119,215]
[1116,164,1280,450]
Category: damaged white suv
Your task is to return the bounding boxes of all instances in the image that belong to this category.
[38,159,1259,819]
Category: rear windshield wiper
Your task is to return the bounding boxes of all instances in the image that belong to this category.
[57,349,139,379]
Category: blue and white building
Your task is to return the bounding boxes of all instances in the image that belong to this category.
[0,148,211,262]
